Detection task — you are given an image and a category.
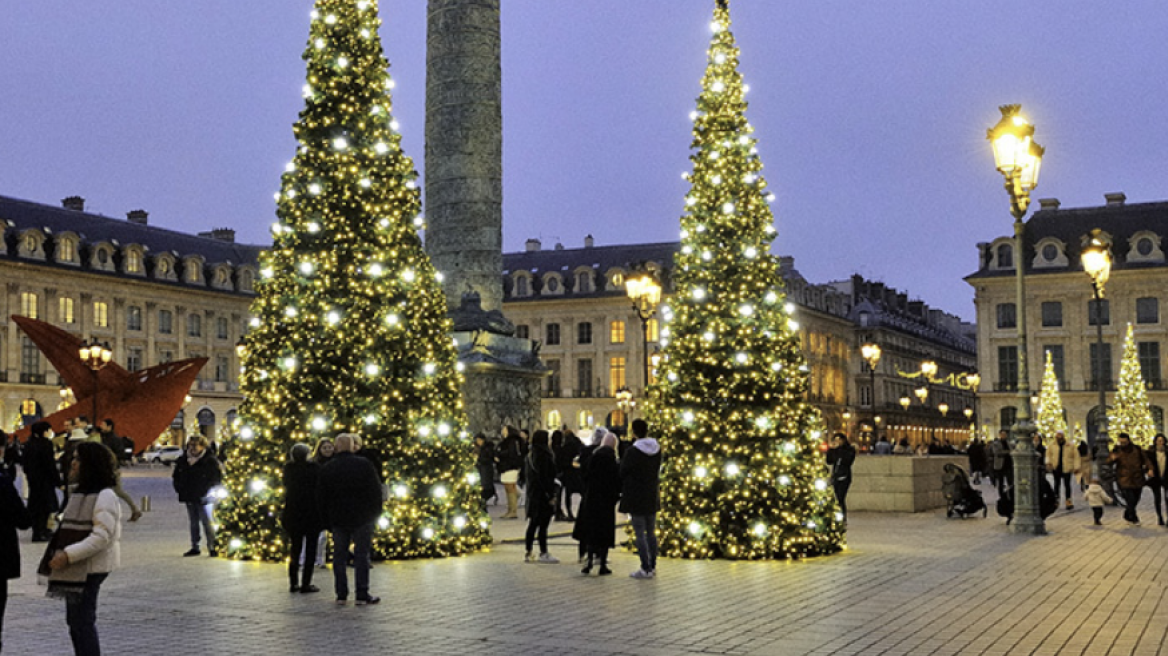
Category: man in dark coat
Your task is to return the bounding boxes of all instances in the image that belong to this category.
[172,435,222,556]
[1,436,32,651]
[826,433,857,520]
[619,419,662,580]
[22,421,60,542]
[1109,432,1151,525]
[282,443,323,593]
[317,433,382,605]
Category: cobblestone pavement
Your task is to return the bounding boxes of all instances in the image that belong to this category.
[6,467,1168,655]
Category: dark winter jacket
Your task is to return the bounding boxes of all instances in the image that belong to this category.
[172,451,223,503]
[496,435,526,473]
[618,438,662,516]
[523,445,558,520]
[967,440,988,473]
[555,432,585,494]
[1,469,32,579]
[571,446,621,548]
[1146,447,1168,488]
[22,435,61,517]
[1110,443,1150,490]
[282,460,324,535]
[826,444,856,482]
[317,452,383,529]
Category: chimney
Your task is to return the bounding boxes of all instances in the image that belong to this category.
[126,209,149,225]
[525,238,541,252]
[554,242,564,251]
[1105,192,1127,207]
[1037,198,1061,211]
[198,228,235,243]
[62,196,85,211]
[584,234,594,248]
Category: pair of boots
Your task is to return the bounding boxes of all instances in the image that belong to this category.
[501,488,519,519]
[580,553,611,576]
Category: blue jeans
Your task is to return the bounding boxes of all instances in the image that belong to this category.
[66,573,108,656]
[630,514,658,572]
[332,521,374,600]
[185,500,216,551]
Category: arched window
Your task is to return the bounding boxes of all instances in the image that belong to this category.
[577,271,591,293]
[197,408,216,437]
[515,276,529,297]
[997,244,1014,268]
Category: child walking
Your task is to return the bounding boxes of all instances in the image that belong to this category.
[1085,478,1113,525]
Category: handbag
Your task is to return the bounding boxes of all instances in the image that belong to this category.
[36,524,92,577]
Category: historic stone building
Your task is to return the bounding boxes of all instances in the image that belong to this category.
[0,194,261,444]
[502,238,977,446]
[968,193,1168,442]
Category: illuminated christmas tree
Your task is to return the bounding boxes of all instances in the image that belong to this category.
[216,0,488,561]
[1110,323,1156,447]
[1035,350,1067,443]
[646,0,844,560]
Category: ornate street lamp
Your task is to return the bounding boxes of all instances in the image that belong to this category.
[625,269,662,395]
[914,386,929,404]
[860,343,882,441]
[988,103,1046,535]
[615,386,635,434]
[79,338,113,424]
[938,402,950,417]
[1081,229,1113,471]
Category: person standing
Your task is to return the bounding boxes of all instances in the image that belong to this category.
[172,435,222,556]
[620,419,662,580]
[522,430,559,564]
[966,437,987,484]
[573,432,620,575]
[1145,433,1168,526]
[495,426,525,519]
[1045,431,1081,510]
[826,433,856,521]
[555,429,584,521]
[990,430,1013,494]
[317,433,381,605]
[282,443,323,594]
[1109,433,1151,525]
[871,434,893,455]
[23,421,61,542]
[47,442,122,656]
[1,437,31,653]
[472,434,497,508]
[310,437,335,569]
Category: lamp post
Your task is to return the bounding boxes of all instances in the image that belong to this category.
[861,343,882,442]
[1081,230,1113,473]
[625,269,662,396]
[79,338,113,425]
[615,386,634,434]
[988,103,1046,535]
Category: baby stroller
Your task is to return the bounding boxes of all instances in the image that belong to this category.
[943,464,986,518]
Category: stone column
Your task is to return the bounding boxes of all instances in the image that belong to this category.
[425,0,503,313]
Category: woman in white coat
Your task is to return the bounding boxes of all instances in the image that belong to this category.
[47,441,122,656]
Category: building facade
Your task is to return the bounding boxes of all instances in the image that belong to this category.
[0,195,261,444]
[503,238,977,446]
[968,193,1168,442]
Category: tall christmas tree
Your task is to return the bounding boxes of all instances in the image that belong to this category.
[1110,323,1156,447]
[646,0,844,560]
[216,0,488,561]
[1035,350,1067,443]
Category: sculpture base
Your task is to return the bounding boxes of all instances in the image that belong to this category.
[453,331,547,437]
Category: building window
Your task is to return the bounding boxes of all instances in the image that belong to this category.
[577,271,591,293]
[647,318,660,342]
[577,322,592,345]
[126,250,142,273]
[1137,297,1160,325]
[1040,302,1062,327]
[577,358,593,397]
[1139,342,1161,388]
[216,269,230,285]
[96,249,109,266]
[188,313,202,337]
[58,239,76,262]
[515,325,530,339]
[127,306,143,331]
[859,384,872,407]
[20,292,37,319]
[610,320,626,344]
[93,302,109,328]
[610,357,626,391]
[127,348,143,372]
[159,310,173,334]
[515,276,528,297]
[545,323,560,346]
[215,356,230,382]
[1090,342,1113,390]
[1043,345,1065,385]
[1000,406,1018,431]
[997,243,1013,268]
[1041,244,1058,261]
[1088,299,1110,326]
[160,349,174,363]
[545,359,561,396]
[59,297,75,324]
[216,317,229,340]
[996,303,1016,329]
[186,260,201,283]
[20,336,40,380]
[997,346,1018,391]
[547,277,560,293]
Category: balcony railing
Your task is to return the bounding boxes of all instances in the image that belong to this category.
[19,373,46,385]
[1087,380,1115,392]
[994,382,1018,392]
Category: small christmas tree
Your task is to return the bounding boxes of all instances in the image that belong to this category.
[1110,323,1157,447]
[216,0,488,561]
[646,0,844,560]
[1035,350,1067,444]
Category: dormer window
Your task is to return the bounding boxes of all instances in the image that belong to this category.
[514,275,529,297]
[1127,231,1165,264]
[547,277,559,293]
[576,271,591,293]
[996,244,1013,268]
[19,231,45,260]
[57,238,76,263]
[184,259,203,283]
[126,250,143,274]
[1032,237,1068,269]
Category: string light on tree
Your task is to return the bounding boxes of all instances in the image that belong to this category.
[215,0,488,561]
[644,0,843,561]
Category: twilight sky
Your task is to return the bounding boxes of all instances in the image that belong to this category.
[3,1,1167,322]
